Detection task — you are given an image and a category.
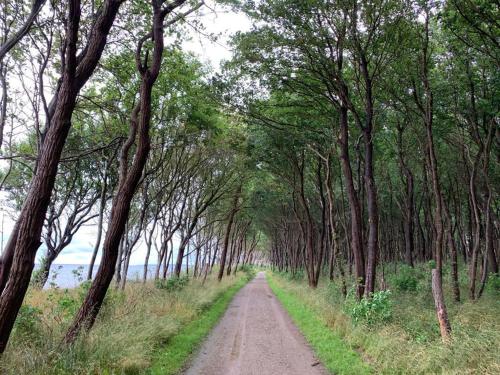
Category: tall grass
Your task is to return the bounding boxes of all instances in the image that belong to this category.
[1,272,248,374]
[271,263,500,374]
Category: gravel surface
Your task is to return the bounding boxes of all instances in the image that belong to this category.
[184,272,328,375]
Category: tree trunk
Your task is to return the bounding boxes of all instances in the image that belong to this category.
[338,105,365,298]
[63,0,187,344]
[0,0,123,353]
[87,164,109,281]
[431,269,451,342]
[218,185,241,281]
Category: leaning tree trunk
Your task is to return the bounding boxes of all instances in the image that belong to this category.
[0,0,124,353]
[218,185,241,281]
[63,0,191,344]
[32,251,57,288]
[431,269,451,342]
[418,8,451,340]
[87,163,109,281]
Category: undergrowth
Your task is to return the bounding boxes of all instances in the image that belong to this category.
[270,263,500,374]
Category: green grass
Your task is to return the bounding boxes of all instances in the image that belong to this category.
[269,264,500,374]
[149,276,248,375]
[1,270,253,375]
[267,273,372,375]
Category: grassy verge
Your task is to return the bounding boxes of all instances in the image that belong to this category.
[1,269,253,375]
[149,275,249,374]
[270,264,500,374]
[267,273,371,375]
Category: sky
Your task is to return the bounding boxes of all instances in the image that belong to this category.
[0,1,252,266]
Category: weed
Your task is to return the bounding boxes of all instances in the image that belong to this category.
[346,290,392,326]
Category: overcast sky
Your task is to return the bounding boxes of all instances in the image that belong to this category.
[0,2,252,266]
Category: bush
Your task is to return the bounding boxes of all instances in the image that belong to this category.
[13,305,43,343]
[346,290,392,326]
[287,269,305,281]
[155,275,189,292]
[485,273,500,294]
[275,269,304,281]
[239,265,257,280]
[392,265,419,292]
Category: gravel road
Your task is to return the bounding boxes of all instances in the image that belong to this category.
[184,272,328,375]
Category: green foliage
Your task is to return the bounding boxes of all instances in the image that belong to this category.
[46,289,79,319]
[13,305,43,344]
[346,290,393,326]
[391,265,419,292]
[427,260,436,270]
[275,269,305,281]
[485,273,500,294]
[239,265,257,281]
[155,275,190,292]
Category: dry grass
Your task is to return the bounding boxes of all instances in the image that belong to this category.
[271,264,500,374]
[1,273,242,375]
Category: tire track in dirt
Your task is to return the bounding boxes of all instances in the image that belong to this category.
[184,272,328,375]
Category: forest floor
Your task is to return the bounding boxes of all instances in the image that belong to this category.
[184,272,329,375]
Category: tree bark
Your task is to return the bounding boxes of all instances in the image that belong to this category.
[64,0,191,344]
[431,269,452,342]
[0,0,124,353]
[218,185,241,281]
[338,105,365,298]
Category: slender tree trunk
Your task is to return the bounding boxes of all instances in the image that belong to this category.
[63,0,189,344]
[0,0,124,353]
[218,185,241,281]
[87,164,109,281]
[432,269,451,342]
[418,8,451,339]
[338,105,365,298]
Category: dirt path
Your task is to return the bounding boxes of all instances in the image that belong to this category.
[184,272,328,375]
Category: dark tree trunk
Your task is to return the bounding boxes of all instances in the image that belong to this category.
[338,105,365,298]
[0,0,124,353]
[63,0,190,344]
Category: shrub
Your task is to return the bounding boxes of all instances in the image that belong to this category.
[155,275,189,292]
[485,273,500,294]
[13,305,43,343]
[46,289,80,319]
[288,269,305,281]
[346,290,392,326]
[392,265,419,292]
[239,265,258,280]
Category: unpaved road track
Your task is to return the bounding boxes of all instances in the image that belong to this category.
[184,272,327,375]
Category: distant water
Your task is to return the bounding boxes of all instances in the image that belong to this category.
[40,264,162,289]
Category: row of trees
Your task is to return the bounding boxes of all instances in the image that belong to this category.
[0,0,497,354]
[223,0,498,341]
[0,0,264,354]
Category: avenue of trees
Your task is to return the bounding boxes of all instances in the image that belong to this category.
[222,0,498,342]
[0,0,497,357]
[0,0,264,354]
